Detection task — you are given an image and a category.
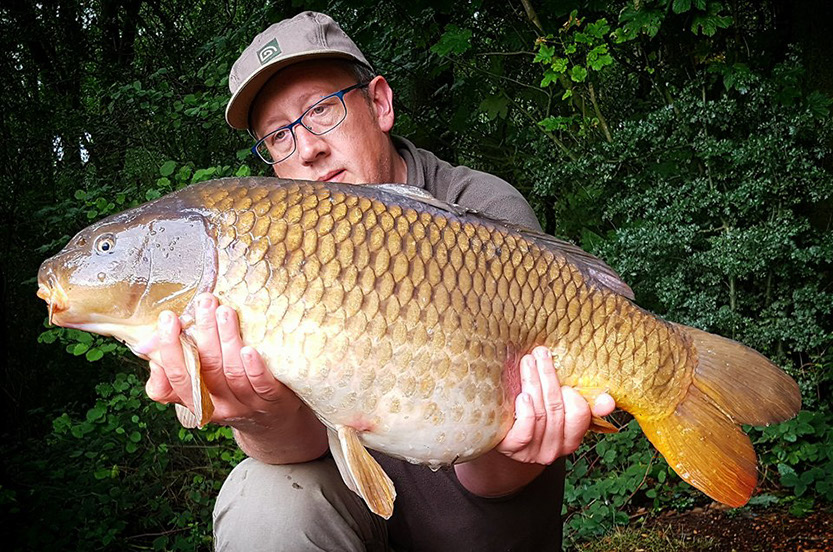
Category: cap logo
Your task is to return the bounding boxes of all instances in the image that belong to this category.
[257,38,282,65]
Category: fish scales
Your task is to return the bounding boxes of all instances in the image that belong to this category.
[203,179,689,440]
[37,177,801,518]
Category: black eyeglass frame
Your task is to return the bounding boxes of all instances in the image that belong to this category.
[250,82,371,165]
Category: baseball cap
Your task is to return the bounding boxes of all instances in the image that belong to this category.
[225,11,373,130]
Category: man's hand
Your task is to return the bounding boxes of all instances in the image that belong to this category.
[144,293,328,463]
[145,293,293,429]
[455,346,615,497]
[496,346,615,463]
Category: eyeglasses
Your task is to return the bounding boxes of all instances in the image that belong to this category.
[251,82,370,165]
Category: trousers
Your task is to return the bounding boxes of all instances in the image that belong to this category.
[213,454,565,552]
[213,456,389,552]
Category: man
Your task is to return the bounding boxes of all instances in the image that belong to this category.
[145,11,615,551]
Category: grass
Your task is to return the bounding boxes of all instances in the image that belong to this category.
[573,524,715,552]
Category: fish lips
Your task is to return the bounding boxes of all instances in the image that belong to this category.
[37,266,70,325]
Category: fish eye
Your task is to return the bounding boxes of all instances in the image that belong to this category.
[95,235,116,254]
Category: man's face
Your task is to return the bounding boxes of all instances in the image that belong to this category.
[249,60,397,184]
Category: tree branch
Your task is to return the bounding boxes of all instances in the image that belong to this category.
[519,0,545,34]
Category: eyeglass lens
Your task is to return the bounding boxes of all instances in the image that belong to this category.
[255,96,348,163]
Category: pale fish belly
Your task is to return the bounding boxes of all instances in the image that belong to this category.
[255,322,516,466]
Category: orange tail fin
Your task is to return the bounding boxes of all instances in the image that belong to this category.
[636,325,801,507]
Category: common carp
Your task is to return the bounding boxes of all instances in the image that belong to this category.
[37,177,800,518]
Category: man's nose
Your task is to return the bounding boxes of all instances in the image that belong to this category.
[294,126,328,164]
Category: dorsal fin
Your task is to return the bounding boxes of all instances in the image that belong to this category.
[373,184,471,217]
[371,183,635,300]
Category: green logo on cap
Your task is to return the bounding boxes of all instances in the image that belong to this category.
[257,38,282,65]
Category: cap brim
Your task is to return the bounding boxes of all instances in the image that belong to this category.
[225,51,365,130]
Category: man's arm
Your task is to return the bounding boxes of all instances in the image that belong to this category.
[146,293,328,464]
[454,349,616,498]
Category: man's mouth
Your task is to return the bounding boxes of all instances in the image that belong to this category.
[318,170,345,182]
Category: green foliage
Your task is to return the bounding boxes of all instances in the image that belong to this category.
[564,419,697,544]
[5,369,242,550]
[431,24,473,57]
[39,324,124,363]
[5,0,833,550]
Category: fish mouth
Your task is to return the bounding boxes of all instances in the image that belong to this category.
[37,273,69,325]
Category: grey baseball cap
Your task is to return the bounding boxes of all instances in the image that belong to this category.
[225,11,373,130]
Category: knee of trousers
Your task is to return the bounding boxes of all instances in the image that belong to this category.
[213,456,388,552]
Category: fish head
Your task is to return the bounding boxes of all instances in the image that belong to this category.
[37,204,217,351]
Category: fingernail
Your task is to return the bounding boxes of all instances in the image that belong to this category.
[217,308,229,325]
[534,347,550,360]
[199,294,213,309]
[159,311,174,328]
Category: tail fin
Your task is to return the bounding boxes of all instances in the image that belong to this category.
[636,325,801,507]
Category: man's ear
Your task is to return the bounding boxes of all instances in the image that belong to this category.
[368,75,395,132]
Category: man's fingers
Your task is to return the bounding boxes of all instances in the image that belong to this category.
[241,346,286,402]
[216,306,257,402]
[497,393,536,458]
[591,392,616,417]
[533,346,566,463]
[193,293,223,371]
[217,306,245,373]
[146,361,178,404]
[561,386,592,454]
[520,354,545,421]
[156,311,193,396]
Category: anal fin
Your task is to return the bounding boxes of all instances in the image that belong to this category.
[327,426,396,519]
[589,416,619,434]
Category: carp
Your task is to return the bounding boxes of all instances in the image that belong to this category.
[37,177,801,518]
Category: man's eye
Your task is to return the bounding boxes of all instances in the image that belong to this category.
[311,104,330,116]
[271,129,290,143]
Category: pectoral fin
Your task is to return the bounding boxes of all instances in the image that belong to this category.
[327,426,396,519]
[174,335,214,428]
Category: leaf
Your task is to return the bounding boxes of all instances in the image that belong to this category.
[539,115,575,132]
[541,68,560,88]
[479,94,509,120]
[672,0,692,13]
[71,342,90,356]
[85,348,104,362]
[587,45,614,71]
[430,25,472,57]
[533,44,555,64]
[86,405,106,422]
[159,160,176,176]
[570,65,588,83]
[551,57,568,73]
[584,19,610,39]
[806,91,831,118]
